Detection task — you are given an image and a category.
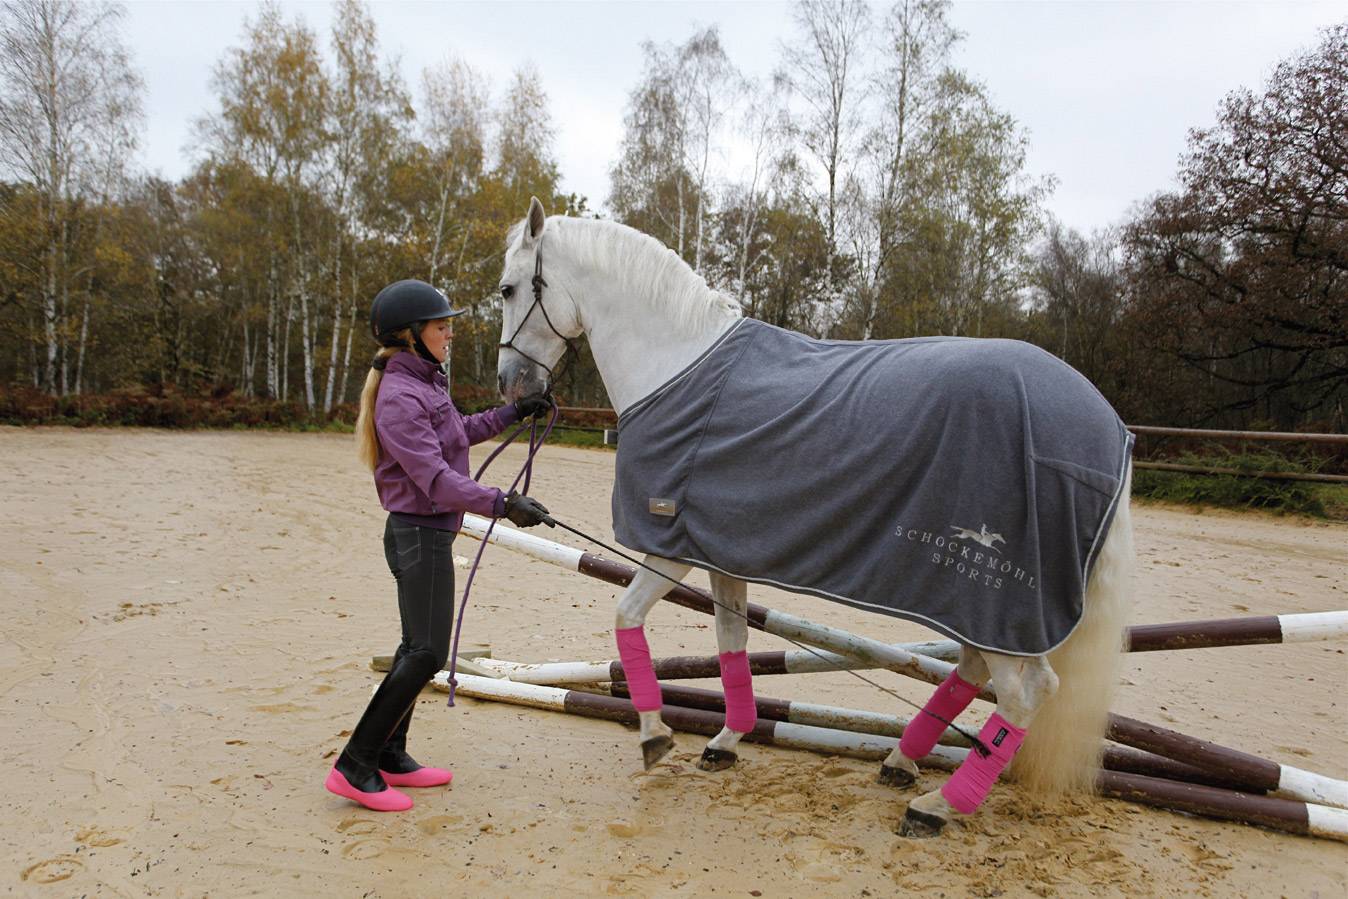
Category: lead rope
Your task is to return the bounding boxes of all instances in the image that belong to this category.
[444,402,559,706]
[445,412,989,757]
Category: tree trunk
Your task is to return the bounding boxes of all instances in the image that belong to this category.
[266,257,278,399]
[323,231,343,413]
[74,298,89,395]
[292,197,316,410]
[338,256,359,405]
[281,290,294,402]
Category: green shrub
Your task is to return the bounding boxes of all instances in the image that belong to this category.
[1132,448,1339,517]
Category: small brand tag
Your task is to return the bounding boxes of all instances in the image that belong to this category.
[992,727,1009,747]
[649,498,677,517]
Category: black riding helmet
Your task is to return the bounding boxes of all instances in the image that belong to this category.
[369,279,465,346]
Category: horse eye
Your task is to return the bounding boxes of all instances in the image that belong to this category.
[500,285,514,300]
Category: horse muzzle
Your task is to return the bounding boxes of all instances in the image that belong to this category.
[497,358,549,404]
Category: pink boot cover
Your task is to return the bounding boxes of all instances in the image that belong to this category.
[718,650,756,733]
[940,713,1027,815]
[898,670,981,761]
[324,767,413,812]
[615,626,662,712]
[380,766,453,788]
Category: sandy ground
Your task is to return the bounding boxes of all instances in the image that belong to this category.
[1,426,1345,898]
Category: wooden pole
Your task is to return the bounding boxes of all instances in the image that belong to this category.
[431,671,966,769]
[1098,770,1348,842]
[434,672,1347,841]
[1108,715,1348,810]
[1127,611,1348,651]
[460,517,1348,810]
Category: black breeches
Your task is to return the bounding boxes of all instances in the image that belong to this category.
[383,517,456,678]
[336,517,456,784]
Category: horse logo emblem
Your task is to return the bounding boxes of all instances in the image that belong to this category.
[950,523,1005,552]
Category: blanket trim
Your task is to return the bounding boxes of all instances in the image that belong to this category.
[616,318,1135,657]
[663,446,1133,657]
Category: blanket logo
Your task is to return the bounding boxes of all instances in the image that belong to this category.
[949,523,1004,552]
[892,520,1036,591]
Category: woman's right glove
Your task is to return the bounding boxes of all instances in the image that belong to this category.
[502,491,553,528]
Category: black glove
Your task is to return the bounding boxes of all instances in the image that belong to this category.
[503,491,553,528]
[513,395,553,421]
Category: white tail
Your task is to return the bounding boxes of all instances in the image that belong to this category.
[1011,464,1134,795]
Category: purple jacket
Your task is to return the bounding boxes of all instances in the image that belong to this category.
[373,351,519,531]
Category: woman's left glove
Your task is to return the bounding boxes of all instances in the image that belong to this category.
[513,395,553,420]
[503,491,553,528]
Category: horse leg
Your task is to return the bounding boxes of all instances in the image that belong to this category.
[901,651,1058,837]
[878,645,989,788]
[697,572,754,772]
[614,555,692,770]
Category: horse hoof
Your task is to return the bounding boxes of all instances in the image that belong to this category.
[898,807,948,839]
[697,748,738,772]
[877,764,916,789]
[641,735,674,771]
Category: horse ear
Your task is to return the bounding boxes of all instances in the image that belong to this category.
[527,196,546,242]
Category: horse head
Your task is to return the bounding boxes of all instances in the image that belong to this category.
[495,197,584,403]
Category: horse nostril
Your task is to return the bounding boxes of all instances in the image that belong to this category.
[497,374,508,396]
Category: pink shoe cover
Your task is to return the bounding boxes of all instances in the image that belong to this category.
[324,767,413,812]
[899,670,981,761]
[380,766,453,788]
[940,713,1027,815]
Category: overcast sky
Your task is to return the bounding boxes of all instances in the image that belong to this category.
[122,0,1344,235]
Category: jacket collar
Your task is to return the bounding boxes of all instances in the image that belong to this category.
[385,350,446,386]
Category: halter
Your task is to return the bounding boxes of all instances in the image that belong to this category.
[497,245,581,395]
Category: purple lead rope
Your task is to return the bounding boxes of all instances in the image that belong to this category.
[444,405,559,706]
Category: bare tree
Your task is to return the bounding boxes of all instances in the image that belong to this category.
[678,27,737,272]
[849,0,959,338]
[781,0,871,328]
[0,0,142,394]
[421,55,488,287]
[325,0,408,411]
[726,72,790,299]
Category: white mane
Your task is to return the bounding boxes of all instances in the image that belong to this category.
[516,216,742,336]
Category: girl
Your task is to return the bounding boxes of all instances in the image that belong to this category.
[325,279,552,812]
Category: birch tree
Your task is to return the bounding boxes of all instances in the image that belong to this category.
[781,0,870,330]
[0,0,142,394]
[200,3,327,404]
[325,0,408,411]
[848,0,958,338]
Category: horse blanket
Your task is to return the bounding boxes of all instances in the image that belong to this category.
[612,318,1133,656]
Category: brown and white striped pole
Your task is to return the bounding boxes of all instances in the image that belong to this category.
[1107,715,1348,810]
[430,671,967,770]
[430,672,1348,842]
[459,517,1348,810]
[1098,770,1348,842]
[1127,611,1348,651]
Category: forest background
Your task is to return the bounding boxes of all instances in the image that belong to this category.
[0,0,1343,436]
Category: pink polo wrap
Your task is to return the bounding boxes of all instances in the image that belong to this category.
[940,713,1027,815]
[718,650,756,733]
[615,626,662,712]
[899,669,981,761]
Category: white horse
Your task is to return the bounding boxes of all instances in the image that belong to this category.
[495,198,1134,836]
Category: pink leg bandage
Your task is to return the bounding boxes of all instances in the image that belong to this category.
[899,670,981,761]
[718,650,756,733]
[940,713,1027,815]
[615,626,662,712]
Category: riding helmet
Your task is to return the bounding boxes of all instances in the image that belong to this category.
[369,279,465,345]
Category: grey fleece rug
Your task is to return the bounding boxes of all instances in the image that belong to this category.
[611,318,1133,656]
